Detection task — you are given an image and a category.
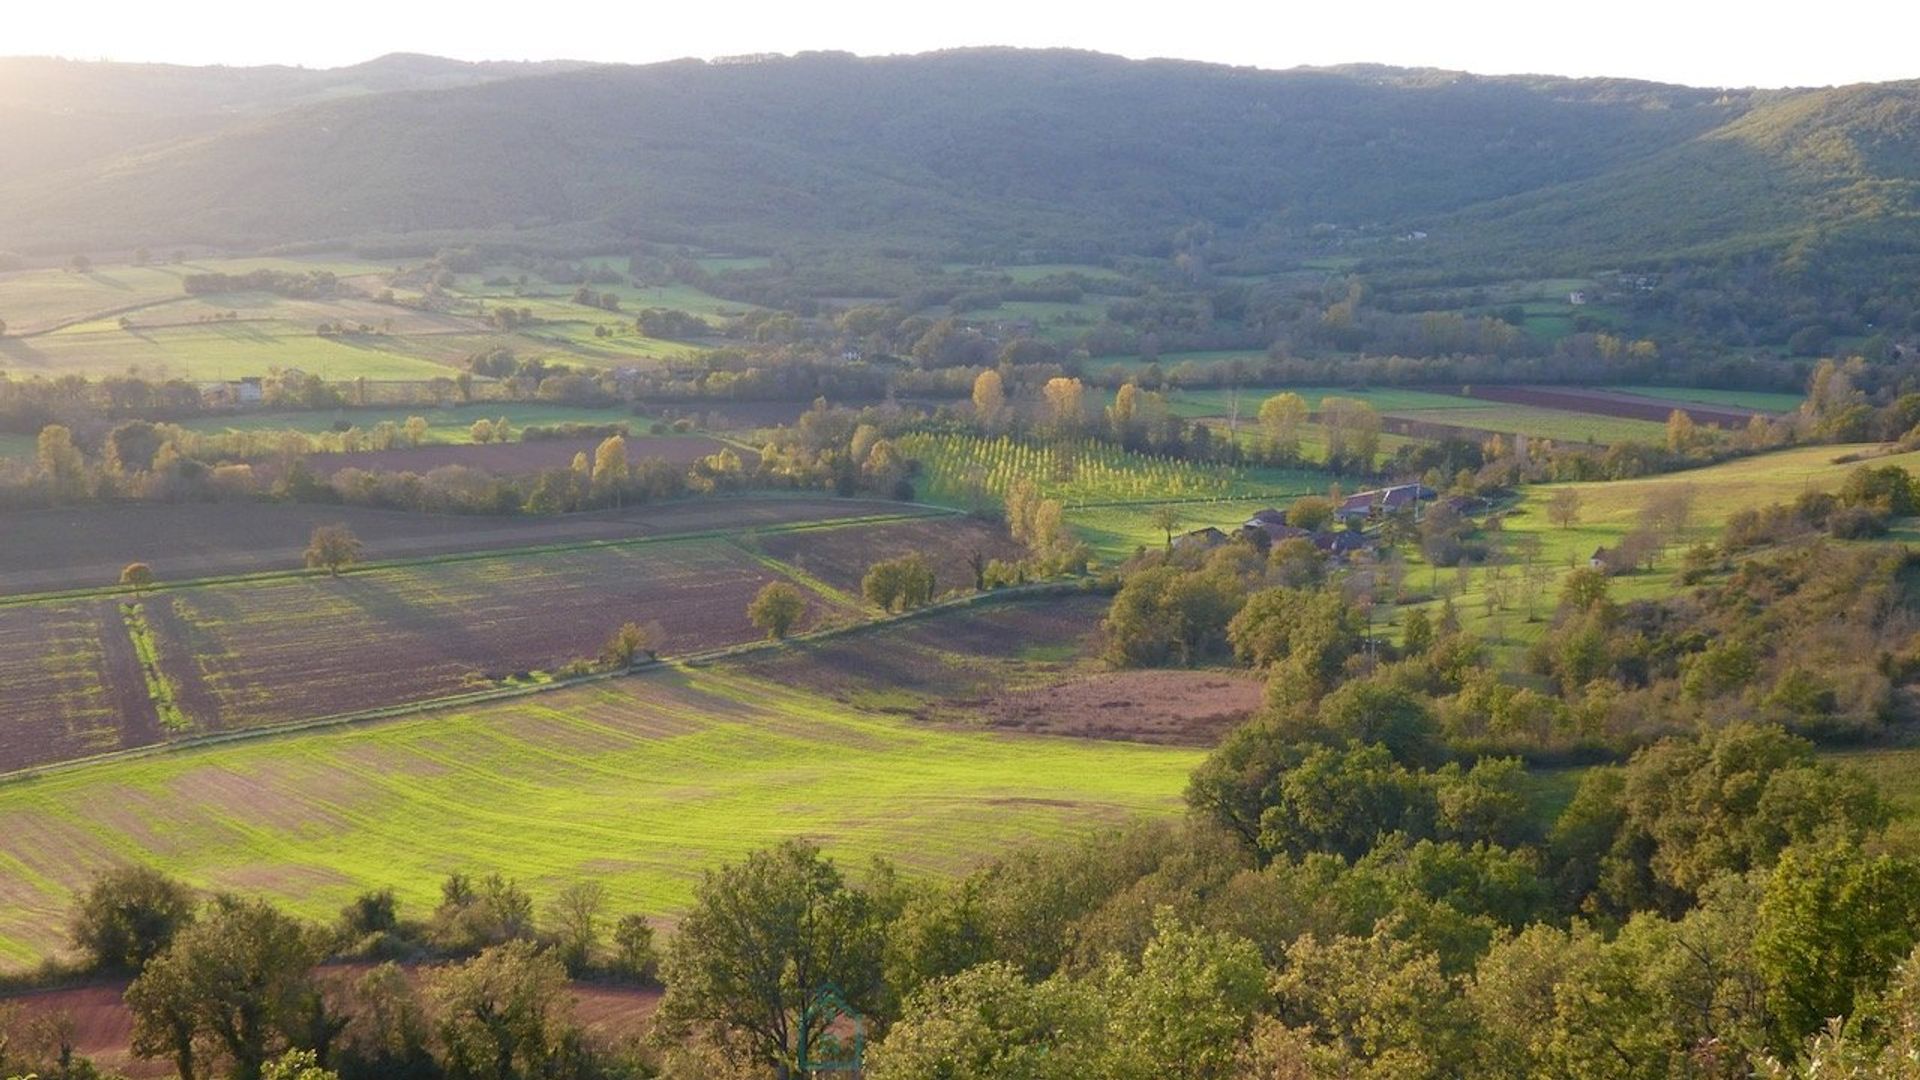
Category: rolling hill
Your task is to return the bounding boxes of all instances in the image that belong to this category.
[0,49,1914,283]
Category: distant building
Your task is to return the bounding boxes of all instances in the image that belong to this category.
[1335,484,1436,523]
[1239,521,1311,550]
[1335,493,1376,523]
[1314,530,1376,558]
[1173,527,1231,553]
[1245,508,1290,528]
[1569,290,1590,305]
[1589,546,1610,570]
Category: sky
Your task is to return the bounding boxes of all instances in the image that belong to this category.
[7,0,1919,89]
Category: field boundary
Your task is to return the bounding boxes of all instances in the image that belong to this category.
[0,581,1088,786]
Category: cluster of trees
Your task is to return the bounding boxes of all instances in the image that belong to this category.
[570,286,621,312]
[1106,478,1920,757]
[1720,463,1917,550]
[181,270,340,299]
[1531,542,1920,743]
[0,410,909,515]
[862,554,938,613]
[753,401,919,501]
[633,309,710,341]
[7,865,665,1080]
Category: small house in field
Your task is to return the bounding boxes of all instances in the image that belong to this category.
[1335,492,1376,523]
[1245,508,1289,528]
[1336,484,1436,524]
[1239,521,1310,551]
[1314,529,1376,559]
[1569,290,1589,305]
[203,377,265,406]
[1173,527,1231,553]
[1589,546,1610,570]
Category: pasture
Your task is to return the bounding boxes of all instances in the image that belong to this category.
[1388,403,1669,445]
[1384,442,1920,657]
[0,253,752,381]
[0,643,1202,968]
[160,402,644,445]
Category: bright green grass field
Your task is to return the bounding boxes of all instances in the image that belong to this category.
[1394,404,1669,445]
[1,320,458,381]
[0,666,1199,968]
[1391,443,1920,660]
[1607,386,1806,414]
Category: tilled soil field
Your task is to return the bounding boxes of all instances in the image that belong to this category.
[981,669,1263,745]
[0,601,132,770]
[0,539,843,772]
[0,501,1005,774]
[752,516,1026,597]
[732,593,1110,703]
[1460,384,1767,427]
[0,496,930,597]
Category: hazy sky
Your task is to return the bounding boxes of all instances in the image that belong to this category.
[9,0,1918,88]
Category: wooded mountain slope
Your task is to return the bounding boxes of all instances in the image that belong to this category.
[0,49,1915,278]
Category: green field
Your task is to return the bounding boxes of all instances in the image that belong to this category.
[1166,386,1487,416]
[4,319,461,381]
[1393,404,1669,445]
[169,402,641,445]
[1608,385,1806,413]
[0,265,195,331]
[0,254,753,381]
[1391,443,1920,656]
[0,664,1199,967]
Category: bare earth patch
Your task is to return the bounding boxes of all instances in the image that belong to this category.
[977,669,1264,746]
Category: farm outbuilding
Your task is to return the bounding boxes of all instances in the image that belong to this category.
[1174,526,1231,552]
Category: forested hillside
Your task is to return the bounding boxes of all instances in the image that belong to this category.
[3,50,1916,317]
[0,51,1768,253]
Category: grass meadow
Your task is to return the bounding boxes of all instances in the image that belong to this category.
[0,254,745,382]
[1390,404,1669,445]
[0,666,1200,968]
[1381,443,1920,662]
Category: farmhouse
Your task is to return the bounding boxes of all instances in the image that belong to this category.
[1239,520,1311,550]
[1244,508,1290,528]
[1314,530,1376,558]
[1334,484,1438,523]
[1335,493,1376,523]
[1590,546,1610,570]
[1173,526,1231,552]
[201,376,265,406]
